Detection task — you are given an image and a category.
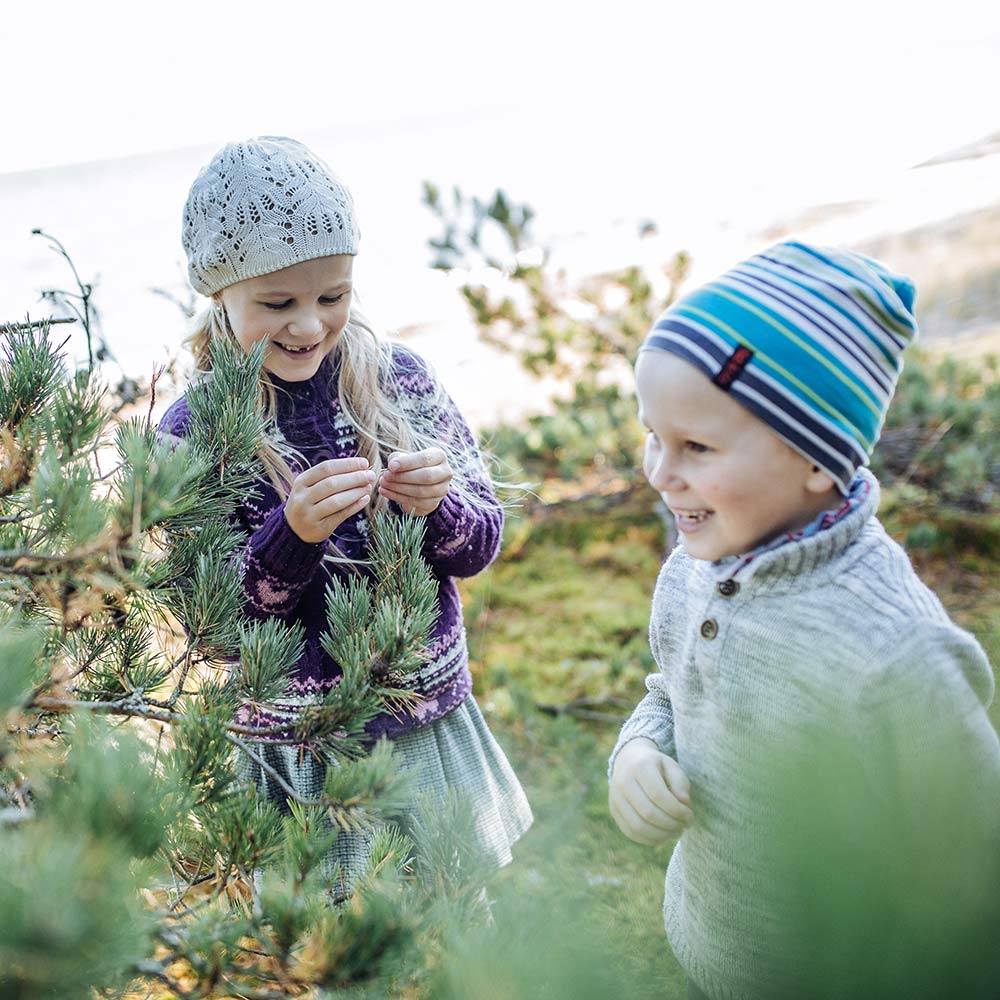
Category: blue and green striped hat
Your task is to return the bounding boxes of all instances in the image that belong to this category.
[640,240,917,494]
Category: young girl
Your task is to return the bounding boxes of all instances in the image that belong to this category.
[159,136,532,894]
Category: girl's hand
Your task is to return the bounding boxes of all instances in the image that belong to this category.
[378,448,452,517]
[284,458,375,543]
[609,737,693,846]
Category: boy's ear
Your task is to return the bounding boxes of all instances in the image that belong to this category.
[805,464,837,495]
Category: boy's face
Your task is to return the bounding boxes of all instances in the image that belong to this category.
[635,351,837,562]
[220,255,354,381]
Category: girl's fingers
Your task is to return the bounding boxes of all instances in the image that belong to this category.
[386,448,447,473]
[297,457,369,488]
[305,469,375,502]
[377,480,448,500]
[381,464,451,486]
[377,487,435,515]
[314,485,374,521]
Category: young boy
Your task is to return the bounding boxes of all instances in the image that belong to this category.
[608,241,1000,1000]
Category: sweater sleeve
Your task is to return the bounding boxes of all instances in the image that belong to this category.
[607,673,677,780]
[859,621,1000,803]
[157,394,327,621]
[238,504,328,620]
[607,556,684,779]
[392,348,504,579]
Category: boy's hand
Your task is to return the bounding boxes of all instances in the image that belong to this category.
[609,737,693,846]
[378,448,453,517]
[284,458,375,543]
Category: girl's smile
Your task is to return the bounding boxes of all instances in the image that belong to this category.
[219,254,355,381]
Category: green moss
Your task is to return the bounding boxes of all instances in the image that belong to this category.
[461,511,663,710]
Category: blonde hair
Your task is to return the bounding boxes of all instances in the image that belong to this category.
[183,297,498,520]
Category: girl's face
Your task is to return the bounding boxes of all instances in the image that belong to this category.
[635,351,837,562]
[219,255,354,381]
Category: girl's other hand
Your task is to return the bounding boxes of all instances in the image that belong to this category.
[284,458,375,543]
[378,448,452,517]
[609,738,693,846]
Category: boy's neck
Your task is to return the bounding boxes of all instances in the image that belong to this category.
[712,473,874,582]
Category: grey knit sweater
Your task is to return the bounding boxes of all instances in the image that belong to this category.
[610,470,1000,999]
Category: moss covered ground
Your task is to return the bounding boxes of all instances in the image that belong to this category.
[459,486,1000,998]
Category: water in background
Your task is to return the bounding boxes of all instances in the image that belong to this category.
[2,114,998,427]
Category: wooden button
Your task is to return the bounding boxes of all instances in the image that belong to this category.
[700,618,718,640]
[717,579,740,597]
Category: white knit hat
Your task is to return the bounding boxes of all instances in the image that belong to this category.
[182,136,359,297]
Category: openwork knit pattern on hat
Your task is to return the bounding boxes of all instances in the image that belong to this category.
[182,136,359,296]
[640,240,918,494]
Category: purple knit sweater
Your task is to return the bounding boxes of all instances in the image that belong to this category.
[158,346,503,742]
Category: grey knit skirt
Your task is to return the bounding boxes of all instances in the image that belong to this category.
[236,694,533,897]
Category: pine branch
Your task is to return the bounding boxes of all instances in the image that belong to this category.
[0,254,467,996]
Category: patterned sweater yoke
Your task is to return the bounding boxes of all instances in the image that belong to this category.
[158,345,504,742]
[610,470,1000,999]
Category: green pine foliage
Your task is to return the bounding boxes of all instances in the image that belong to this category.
[0,316,490,997]
[872,350,1000,506]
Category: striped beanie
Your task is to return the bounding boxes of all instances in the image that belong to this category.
[640,240,917,494]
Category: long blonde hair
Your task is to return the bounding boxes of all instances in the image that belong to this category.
[183,297,498,518]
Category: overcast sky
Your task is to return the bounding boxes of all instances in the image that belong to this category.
[5,0,1000,180]
[3,0,998,422]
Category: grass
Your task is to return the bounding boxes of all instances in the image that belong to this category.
[118,482,1000,999]
[459,484,1000,999]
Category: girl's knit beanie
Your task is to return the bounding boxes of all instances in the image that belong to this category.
[639,240,918,494]
[182,136,359,297]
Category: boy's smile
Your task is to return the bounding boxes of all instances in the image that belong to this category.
[635,351,837,562]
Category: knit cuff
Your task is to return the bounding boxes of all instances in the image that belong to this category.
[422,491,466,554]
[248,503,327,581]
[419,489,503,579]
[607,716,677,782]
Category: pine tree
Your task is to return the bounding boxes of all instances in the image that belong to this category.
[0,315,484,998]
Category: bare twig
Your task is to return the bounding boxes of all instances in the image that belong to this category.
[32,229,95,368]
[536,694,631,725]
[28,695,296,739]
[0,512,34,525]
[895,419,955,488]
[1,317,77,332]
[165,648,195,708]
[226,732,320,807]
[146,364,166,432]
[519,480,647,520]
[130,962,197,1000]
